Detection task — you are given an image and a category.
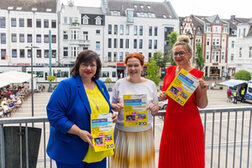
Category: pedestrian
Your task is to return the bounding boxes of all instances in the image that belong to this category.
[111,53,159,168]
[159,35,208,168]
[227,88,232,102]
[241,87,246,102]
[233,90,238,104]
[46,50,117,168]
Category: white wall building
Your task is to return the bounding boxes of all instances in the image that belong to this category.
[101,0,179,77]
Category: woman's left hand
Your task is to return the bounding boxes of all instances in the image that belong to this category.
[112,113,118,123]
[198,78,208,92]
[147,103,159,115]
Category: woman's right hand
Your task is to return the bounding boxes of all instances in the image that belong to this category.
[159,91,168,101]
[78,130,94,148]
[111,103,123,112]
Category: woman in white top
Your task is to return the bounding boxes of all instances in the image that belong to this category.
[111,53,159,168]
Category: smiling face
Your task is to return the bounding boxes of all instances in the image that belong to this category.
[173,45,192,67]
[78,60,97,80]
[126,57,143,79]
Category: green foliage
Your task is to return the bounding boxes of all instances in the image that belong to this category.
[104,78,112,83]
[146,58,161,86]
[195,42,205,70]
[234,70,251,81]
[47,75,55,81]
[153,51,169,68]
[167,32,178,65]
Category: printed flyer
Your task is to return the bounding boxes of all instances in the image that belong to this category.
[90,113,115,152]
[123,94,148,127]
[165,68,199,106]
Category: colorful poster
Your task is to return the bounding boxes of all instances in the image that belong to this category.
[165,68,199,106]
[123,94,148,127]
[90,113,115,152]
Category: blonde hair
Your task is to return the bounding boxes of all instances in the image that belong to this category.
[173,35,192,53]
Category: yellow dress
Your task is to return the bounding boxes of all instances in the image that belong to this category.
[83,84,114,163]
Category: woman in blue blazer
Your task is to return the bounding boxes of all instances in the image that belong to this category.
[47,50,116,168]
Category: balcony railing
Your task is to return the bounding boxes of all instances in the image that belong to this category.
[1,107,252,168]
[212,45,222,50]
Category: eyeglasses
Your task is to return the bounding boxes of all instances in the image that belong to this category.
[173,51,187,56]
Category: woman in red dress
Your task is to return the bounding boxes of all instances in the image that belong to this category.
[158,35,208,168]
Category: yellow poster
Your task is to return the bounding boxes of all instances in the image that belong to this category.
[166,68,199,106]
[90,113,115,152]
[123,94,148,127]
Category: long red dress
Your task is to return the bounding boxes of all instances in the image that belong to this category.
[158,66,205,168]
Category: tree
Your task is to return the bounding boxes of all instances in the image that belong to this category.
[167,32,178,65]
[153,51,169,68]
[195,42,205,70]
[234,70,251,81]
[146,58,161,86]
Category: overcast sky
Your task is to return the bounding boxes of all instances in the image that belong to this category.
[61,0,251,19]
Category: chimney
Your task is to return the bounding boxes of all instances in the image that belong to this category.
[231,15,235,21]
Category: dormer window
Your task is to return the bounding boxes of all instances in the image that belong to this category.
[16,7,22,10]
[140,5,144,9]
[147,5,151,9]
[110,11,120,16]
[163,15,167,18]
[95,16,102,25]
[46,8,52,12]
[32,8,37,11]
[82,15,89,25]
[134,5,138,8]
[8,6,14,10]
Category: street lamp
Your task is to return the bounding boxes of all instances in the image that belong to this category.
[25,44,39,117]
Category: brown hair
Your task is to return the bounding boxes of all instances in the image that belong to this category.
[124,53,145,66]
[70,50,101,80]
[173,35,192,53]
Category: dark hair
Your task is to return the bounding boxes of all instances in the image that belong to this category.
[125,53,145,66]
[70,50,101,80]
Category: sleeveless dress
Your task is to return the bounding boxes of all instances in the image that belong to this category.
[158,66,205,168]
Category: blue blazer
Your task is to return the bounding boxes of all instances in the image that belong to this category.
[46,75,111,164]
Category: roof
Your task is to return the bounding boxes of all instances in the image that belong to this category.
[0,0,57,13]
[106,0,178,19]
[219,79,248,87]
[77,6,104,15]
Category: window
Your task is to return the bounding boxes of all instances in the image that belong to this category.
[12,49,17,58]
[19,18,24,27]
[82,16,89,25]
[249,47,252,58]
[0,17,6,28]
[212,52,215,60]
[95,17,102,25]
[11,18,16,27]
[1,33,6,44]
[36,49,41,58]
[11,33,17,42]
[154,40,157,49]
[27,34,32,43]
[114,39,117,48]
[44,35,49,43]
[63,47,68,57]
[134,39,137,49]
[108,24,112,34]
[216,52,219,62]
[148,53,151,62]
[221,52,225,59]
[231,41,235,48]
[20,49,25,58]
[96,41,100,50]
[19,34,24,42]
[206,51,209,59]
[96,30,100,35]
[108,38,112,48]
[52,20,56,28]
[154,27,158,36]
[27,49,32,58]
[126,39,129,49]
[216,38,220,45]
[113,52,117,62]
[114,25,118,35]
[52,35,56,43]
[231,53,234,61]
[139,26,143,36]
[44,19,49,28]
[63,31,68,40]
[69,17,73,24]
[120,52,123,62]
[239,48,242,57]
[120,39,123,48]
[64,17,67,24]
[149,26,152,36]
[139,39,143,49]
[36,19,41,28]
[126,25,130,35]
[44,50,49,58]
[36,34,41,43]
[108,52,112,62]
[71,30,78,40]
[207,38,210,45]
[120,25,124,35]
[207,27,211,32]
[52,50,56,58]
[149,39,152,49]
[27,19,32,27]
[1,49,6,60]
[83,31,88,40]
[134,26,137,35]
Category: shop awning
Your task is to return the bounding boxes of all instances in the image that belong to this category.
[219,79,248,87]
